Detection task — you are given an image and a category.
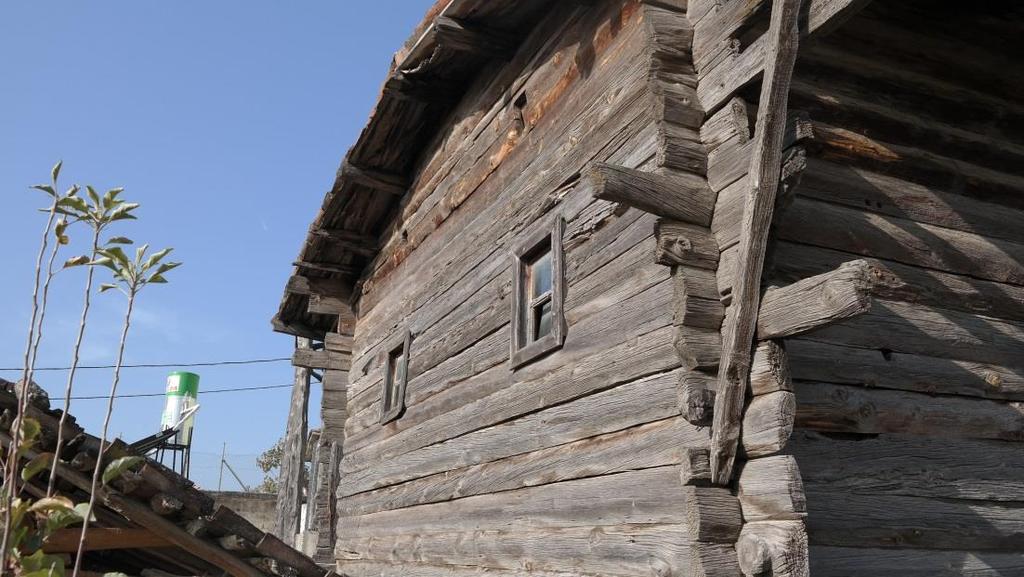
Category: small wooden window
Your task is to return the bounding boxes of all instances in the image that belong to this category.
[380,328,410,424]
[511,216,565,368]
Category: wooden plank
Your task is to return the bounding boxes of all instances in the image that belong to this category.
[339,416,705,517]
[809,546,1024,577]
[587,163,714,225]
[805,490,1024,551]
[794,381,1024,441]
[275,337,310,546]
[434,16,518,59]
[292,260,355,275]
[336,524,736,577]
[756,259,876,340]
[678,370,715,425]
[709,0,802,485]
[786,338,1024,401]
[339,369,682,498]
[789,430,1024,502]
[805,299,1024,369]
[255,532,326,577]
[775,197,1024,286]
[43,527,172,552]
[309,228,378,256]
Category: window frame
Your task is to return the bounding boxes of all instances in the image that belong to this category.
[379,327,411,424]
[511,216,566,369]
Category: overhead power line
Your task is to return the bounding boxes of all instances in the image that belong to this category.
[0,357,290,372]
[50,383,294,402]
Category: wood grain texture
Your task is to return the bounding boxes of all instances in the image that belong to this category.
[587,163,714,225]
[709,0,802,484]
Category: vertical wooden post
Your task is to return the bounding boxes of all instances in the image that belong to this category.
[709,0,803,485]
[275,337,311,545]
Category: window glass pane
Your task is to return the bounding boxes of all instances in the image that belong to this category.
[533,299,553,341]
[386,349,405,409]
[528,250,552,300]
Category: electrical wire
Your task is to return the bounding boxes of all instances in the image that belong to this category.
[0,357,290,372]
[49,382,293,402]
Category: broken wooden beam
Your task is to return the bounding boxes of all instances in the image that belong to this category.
[434,16,518,59]
[587,163,714,226]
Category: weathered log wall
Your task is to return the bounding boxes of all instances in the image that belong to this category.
[769,2,1024,573]
[334,1,716,574]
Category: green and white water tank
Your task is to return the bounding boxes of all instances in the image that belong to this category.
[161,371,199,445]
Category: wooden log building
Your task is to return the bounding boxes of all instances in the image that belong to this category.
[272,1,1024,575]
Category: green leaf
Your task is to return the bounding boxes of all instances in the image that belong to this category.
[106,236,133,245]
[102,187,125,209]
[19,549,65,577]
[102,246,131,268]
[86,185,101,207]
[108,202,140,222]
[147,274,167,284]
[143,248,173,271]
[21,453,55,482]
[51,160,62,183]
[99,283,119,293]
[102,456,144,485]
[18,418,42,452]
[88,257,118,273]
[66,184,80,197]
[63,256,90,269]
[56,196,88,213]
[32,184,57,197]
[73,502,95,522]
[135,244,149,266]
[153,261,182,276]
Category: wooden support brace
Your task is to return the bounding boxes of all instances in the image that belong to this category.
[709,0,803,485]
[335,160,408,197]
[292,261,356,276]
[587,163,714,226]
[43,527,172,553]
[310,228,378,257]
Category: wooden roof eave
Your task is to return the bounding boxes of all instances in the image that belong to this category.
[273,0,542,338]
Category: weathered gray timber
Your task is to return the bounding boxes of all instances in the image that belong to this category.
[274,337,310,546]
[270,0,1024,573]
[709,0,802,485]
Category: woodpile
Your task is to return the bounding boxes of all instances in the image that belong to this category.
[0,381,334,577]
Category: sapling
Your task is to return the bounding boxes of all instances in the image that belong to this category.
[0,162,76,564]
[71,244,180,577]
[46,186,138,497]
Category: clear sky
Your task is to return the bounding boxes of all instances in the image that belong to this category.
[1,1,434,490]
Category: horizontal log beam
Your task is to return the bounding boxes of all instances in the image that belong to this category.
[292,348,351,372]
[736,520,809,577]
[757,259,878,339]
[655,220,720,269]
[43,528,172,553]
[587,163,714,225]
[286,275,353,302]
[292,260,356,276]
[737,455,806,522]
[742,390,795,458]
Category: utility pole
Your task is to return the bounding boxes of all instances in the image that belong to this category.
[218,441,226,491]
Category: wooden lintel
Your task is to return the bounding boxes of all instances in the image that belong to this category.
[311,228,379,256]
[43,527,172,553]
[587,163,715,226]
[757,259,878,340]
[709,0,803,485]
[292,260,356,276]
[434,16,518,59]
[336,160,408,197]
[292,348,351,372]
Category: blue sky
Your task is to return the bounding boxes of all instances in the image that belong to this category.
[1,1,434,489]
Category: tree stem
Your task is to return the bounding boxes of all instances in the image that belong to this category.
[47,229,100,497]
[71,287,135,577]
